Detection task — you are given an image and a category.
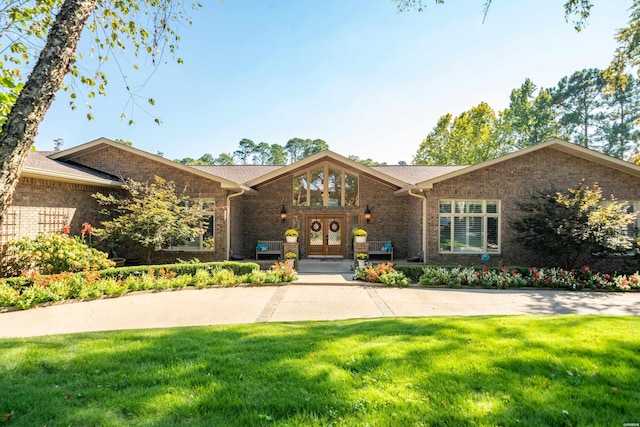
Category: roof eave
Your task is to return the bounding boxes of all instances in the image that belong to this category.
[50,137,246,189]
[413,139,640,188]
[21,167,124,187]
[245,150,409,188]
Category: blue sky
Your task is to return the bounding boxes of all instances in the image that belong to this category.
[35,0,629,164]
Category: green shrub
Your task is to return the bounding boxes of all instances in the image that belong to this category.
[100,261,259,280]
[209,268,237,285]
[6,232,114,276]
[414,265,637,290]
[0,282,19,306]
[378,270,409,287]
[418,267,453,286]
[168,274,193,289]
[394,265,425,283]
[192,269,211,288]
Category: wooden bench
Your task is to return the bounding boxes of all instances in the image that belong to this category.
[368,241,393,261]
[256,240,283,260]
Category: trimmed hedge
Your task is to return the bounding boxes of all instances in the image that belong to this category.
[99,261,260,279]
[0,261,293,310]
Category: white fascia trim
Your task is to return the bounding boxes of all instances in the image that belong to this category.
[50,137,246,190]
[21,168,123,187]
[245,150,409,188]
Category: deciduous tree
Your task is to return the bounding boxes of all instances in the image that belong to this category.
[0,0,195,225]
[92,176,203,264]
[413,102,508,165]
[511,182,637,269]
[501,78,560,149]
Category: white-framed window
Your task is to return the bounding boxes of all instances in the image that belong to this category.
[439,200,500,253]
[293,162,359,207]
[168,199,216,251]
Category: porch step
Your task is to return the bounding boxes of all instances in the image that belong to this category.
[297,259,353,273]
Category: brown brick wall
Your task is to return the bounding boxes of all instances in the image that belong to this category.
[51,147,229,262]
[422,147,640,267]
[1,177,111,245]
[240,173,411,259]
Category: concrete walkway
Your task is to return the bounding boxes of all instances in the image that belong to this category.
[2,274,639,338]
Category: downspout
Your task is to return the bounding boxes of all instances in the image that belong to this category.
[226,189,245,260]
[408,189,428,264]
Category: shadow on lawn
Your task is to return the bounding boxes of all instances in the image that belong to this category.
[0,317,638,426]
[521,290,640,315]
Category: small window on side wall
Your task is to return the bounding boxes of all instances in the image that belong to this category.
[168,198,216,251]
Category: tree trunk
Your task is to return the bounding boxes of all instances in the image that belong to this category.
[0,0,98,224]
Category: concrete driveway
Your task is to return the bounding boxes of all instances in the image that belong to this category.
[1,280,639,338]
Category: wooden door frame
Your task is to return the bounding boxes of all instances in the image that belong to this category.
[305,214,346,258]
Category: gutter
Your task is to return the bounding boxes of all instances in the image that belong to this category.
[408,189,427,264]
[225,189,245,260]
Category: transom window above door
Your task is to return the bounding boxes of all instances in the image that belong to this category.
[293,162,359,207]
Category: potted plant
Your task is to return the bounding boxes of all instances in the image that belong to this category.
[284,251,297,268]
[285,228,299,243]
[356,252,368,268]
[354,228,367,243]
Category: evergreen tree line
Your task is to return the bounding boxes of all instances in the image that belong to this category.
[413,68,640,165]
[174,138,329,166]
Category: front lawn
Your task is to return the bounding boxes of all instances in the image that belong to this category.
[1,316,638,426]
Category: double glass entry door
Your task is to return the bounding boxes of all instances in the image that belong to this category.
[306,215,345,257]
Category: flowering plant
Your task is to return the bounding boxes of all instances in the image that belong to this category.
[354,228,367,237]
[285,229,298,237]
[356,253,368,260]
[284,251,297,259]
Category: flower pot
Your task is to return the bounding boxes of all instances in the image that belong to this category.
[357,259,365,269]
[354,236,366,244]
[286,236,298,243]
[112,257,126,268]
[285,259,295,268]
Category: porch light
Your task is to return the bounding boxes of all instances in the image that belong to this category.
[280,205,287,222]
[364,205,372,223]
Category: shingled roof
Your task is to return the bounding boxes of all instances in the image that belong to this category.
[371,165,467,185]
[22,151,122,186]
[190,165,283,184]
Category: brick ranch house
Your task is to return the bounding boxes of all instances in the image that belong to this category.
[2,137,639,267]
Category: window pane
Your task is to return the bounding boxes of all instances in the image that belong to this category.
[202,214,214,249]
[439,217,452,251]
[344,173,359,206]
[439,201,451,214]
[455,201,483,213]
[487,217,499,252]
[309,168,324,206]
[293,173,308,206]
[327,168,341,206]
[310,218,323,245]
[453,217,483,252]
[486,201,499,214]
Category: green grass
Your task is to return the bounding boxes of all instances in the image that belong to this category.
[1,316,638,426]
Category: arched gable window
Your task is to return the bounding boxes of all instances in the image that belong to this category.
[293,162,359,207]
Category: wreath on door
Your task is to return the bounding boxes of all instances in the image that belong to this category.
[310,220,322,232]
[329,220,340,233]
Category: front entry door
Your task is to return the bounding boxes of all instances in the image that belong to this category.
[307,215,345,257]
